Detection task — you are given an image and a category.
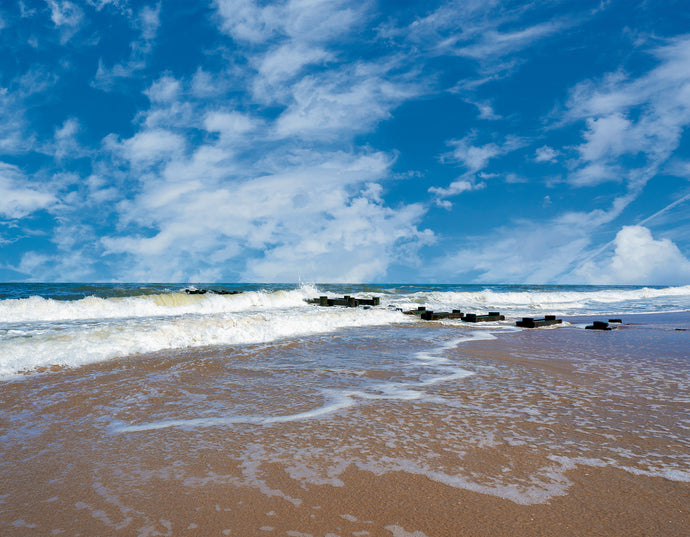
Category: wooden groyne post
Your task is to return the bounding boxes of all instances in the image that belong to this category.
[309,295,380,308]
[462,312,505,322]
[516,315,563,328]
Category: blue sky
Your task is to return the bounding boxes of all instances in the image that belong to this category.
[1,0,690,284]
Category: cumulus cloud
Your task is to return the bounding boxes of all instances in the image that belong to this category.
[429,190,650,284]
[100,142,433,281]
[6,0,688,284]
[576,226,690,285]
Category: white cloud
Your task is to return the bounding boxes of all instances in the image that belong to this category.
[17,251,52,277]
[534,145,559,163]
[274,62,421,140]
[244,195,432,282]
[191,69,232,99]
[576,225,690,285]
[110,129,186,166]
[203,111,256,138]
[568,162,620,187]
[443,134,524,173]
[430,191,645,284]
[215,0,363,45]
[0,67,59,154]
[46,0,83,31]
[253,42,332,101]
[100,146,432,282]
[505,173,527,184]
[468,100,501,120]
[86,0,126,10]
[454,21,566,61]
[15,227,100,281]
[0,89,29,153]
[85,174,119,204]
[146,75,182,103]
[19,1,37,18]
[137,2,160,42]
[215,0,278,44]
[429,179,486,207]
[430,133,524,204]
[392,1,575,88]
[447,140,501,173]
[0,162,55,219]
[214,0,396,140]
[577,113,633,162]
[52,118,82,160]
[434,222,593,284]
[564,36,690,191]
[92,3,161,90]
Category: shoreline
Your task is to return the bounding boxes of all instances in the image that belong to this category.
[1,311,688,536]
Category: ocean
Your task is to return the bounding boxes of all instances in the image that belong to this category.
[1,283,689,535]
[2,282,690,379]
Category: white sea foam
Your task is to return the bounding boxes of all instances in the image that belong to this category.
[0,287,318,323]
[386,285,690,315]
[0,306,411,378]
[111,391,357,433]
[109,329,481,434]
[2,283,689,378]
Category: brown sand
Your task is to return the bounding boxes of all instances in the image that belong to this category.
[1,316,688,536]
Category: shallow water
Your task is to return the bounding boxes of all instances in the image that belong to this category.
[1,286,689,535]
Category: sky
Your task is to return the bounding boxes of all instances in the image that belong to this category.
[1,0,690,284]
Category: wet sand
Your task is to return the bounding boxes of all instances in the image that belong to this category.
[1,313,688,536]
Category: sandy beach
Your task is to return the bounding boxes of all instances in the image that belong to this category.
[1,312,688,536]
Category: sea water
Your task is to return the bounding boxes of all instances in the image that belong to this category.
[1,282,689,378]
[0,283,689,533]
